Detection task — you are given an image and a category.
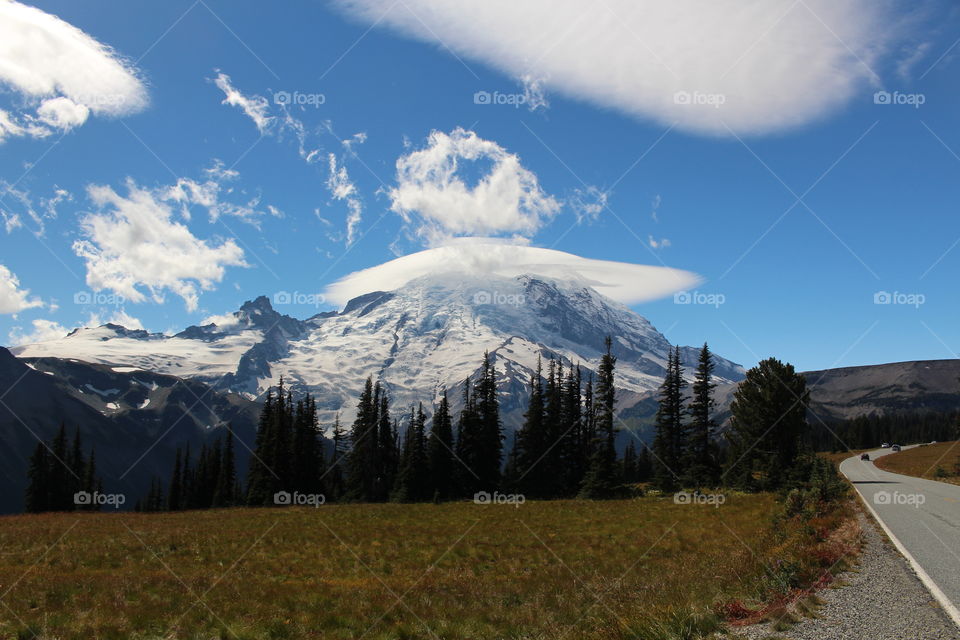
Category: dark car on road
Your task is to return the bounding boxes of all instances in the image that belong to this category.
[891,444,901,452]
[861,453,870,461]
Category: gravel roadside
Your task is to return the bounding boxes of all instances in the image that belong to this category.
[734,509,959,640]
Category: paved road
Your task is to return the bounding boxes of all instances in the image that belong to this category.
[841,446,960,627]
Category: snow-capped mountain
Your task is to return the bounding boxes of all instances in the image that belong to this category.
[12,273,745,428]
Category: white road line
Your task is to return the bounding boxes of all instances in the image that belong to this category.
[844,456,960,630]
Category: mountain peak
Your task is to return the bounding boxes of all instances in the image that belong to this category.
[239,295,275,315]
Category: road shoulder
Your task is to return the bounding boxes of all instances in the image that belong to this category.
[733,508,959,640]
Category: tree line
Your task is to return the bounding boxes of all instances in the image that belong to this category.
[25,424,102,513]
[32,335,940,513]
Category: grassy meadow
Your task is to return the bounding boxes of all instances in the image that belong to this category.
[0,495,855,640]
[875,440,960,485]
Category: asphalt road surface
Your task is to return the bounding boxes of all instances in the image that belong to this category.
[841,445,960,628]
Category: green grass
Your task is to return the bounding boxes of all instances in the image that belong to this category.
[0,495,840,639]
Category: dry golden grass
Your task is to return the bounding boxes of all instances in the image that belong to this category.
[875,440,960,485]
[0,495,831,640]
[818,450,871,466]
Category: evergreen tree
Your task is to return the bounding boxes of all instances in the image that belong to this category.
[393,404,429,501]
[346,377,379,501]
[474,352,504,492]
[47,423,72,511]
[454,377,480,497]
[580,337,621,499]
[82,447,98,511]
[684,343,719,488]
[636,444,653,482]
[622,440,638,484]
[167,447,183,511]
[426,390,455,501]
[375,389,398,501]
[213,426,237,507]
[246,388,277,505]
[652,347,686,491]
[515,358,548,497]
[725,358,810,490]
[329,412,347,500]
[25,441,50,513]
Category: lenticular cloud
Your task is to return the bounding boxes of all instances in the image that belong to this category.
[335,0,895,135]
[323,239,701,306]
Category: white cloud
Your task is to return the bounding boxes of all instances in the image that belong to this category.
[72,180,248,312]
[651,194,662,223]
[7,318,67,346]
[164,160,273,225]
[326,153,363,245]
[212,71,324,162]
[324,238,699,306]
[569,186,609,224]
[35,97,90,130]
[343,131,367,154]
[335,0,900,135]
[0,1,147,141]
[521,74,549,111]
[648,235,671,249]
[213,72,272,134]
[199,311,240,329]
[390,128,561,243]
[0,264,43,314]
[0,180,73,236]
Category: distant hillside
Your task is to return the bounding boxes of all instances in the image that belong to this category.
[619,359,960,440]
[0,347,260,513]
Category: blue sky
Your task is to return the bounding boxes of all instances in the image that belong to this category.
[1,0,959,373]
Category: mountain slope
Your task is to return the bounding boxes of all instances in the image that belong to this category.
[0,347,259,513]
[11,273,744,429]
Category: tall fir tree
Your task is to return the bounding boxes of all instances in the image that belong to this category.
[579,337,621,499]
[25,441,50,513]
[213,426,237,507]
[426,390,455,500]
[393,404,429,501]
[167,447,183,511]
[345,377,379,501]
[684,343,719,488]
[515,357,547,497]
[474,351,504,492]
[652,346,687,491]
[329,412,347,500]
